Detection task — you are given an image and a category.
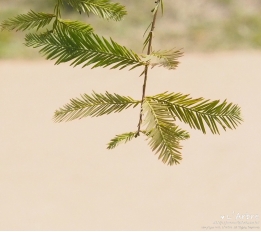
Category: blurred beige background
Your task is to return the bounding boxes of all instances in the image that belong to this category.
[0,0,261,230]
[1,53,261,230]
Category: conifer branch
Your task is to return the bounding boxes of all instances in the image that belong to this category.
[142,100,189,165]
[107,131,138,149]
[0,0,243,166]
[0,10,56,31]
[57,19,94,34]
[65,0,127,21]
[25,28,144,69]
[147,92,243,134]
[54,92,141,122]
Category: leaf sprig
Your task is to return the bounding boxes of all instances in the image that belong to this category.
[0,10,56,31]
[147,92,242,134]
[142,49,183,70]
[107,131,138,149]
[65,0,127,21]
[58,19,94,34]
[142,100,189,165]
[54,92,140,122]
[25,28,145,70]
[54,91,242,165]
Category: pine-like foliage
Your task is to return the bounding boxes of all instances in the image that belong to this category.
[142,49,183,70]
[147,92,242,134]
[1,0,243,166]
[54,92,140,122]
[0,10,55,31]
[58,19,94,34]
[65,0,127,20]
[25,28,144,69]
[107,131,138,149]
[142,100,189,165]
[54,91,241,165]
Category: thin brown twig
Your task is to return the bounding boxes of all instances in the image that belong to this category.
[135,2,159,137]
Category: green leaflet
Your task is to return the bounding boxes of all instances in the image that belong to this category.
[141,49,183,70]
[64,0,127,21]
[57,19,94,34]
[107,131,138,149]
[25,28,145,70]
[0,10,55,31]
[146,92,243,134]
[142,100,189,165]
[54,92,141,122]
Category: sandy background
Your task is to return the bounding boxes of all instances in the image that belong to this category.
[0,52,260,230]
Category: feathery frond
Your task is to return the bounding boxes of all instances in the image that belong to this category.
[142,49,183,70]
[25,28,144,69]
[54,92,141,122]
[65,0,127,21]
[0,10,55,31]
[147,92,243,134]
[107,131,137,149]
[142,100,189,165]
[58,19,93,34]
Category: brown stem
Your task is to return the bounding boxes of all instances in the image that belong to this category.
[135,2,159,137]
